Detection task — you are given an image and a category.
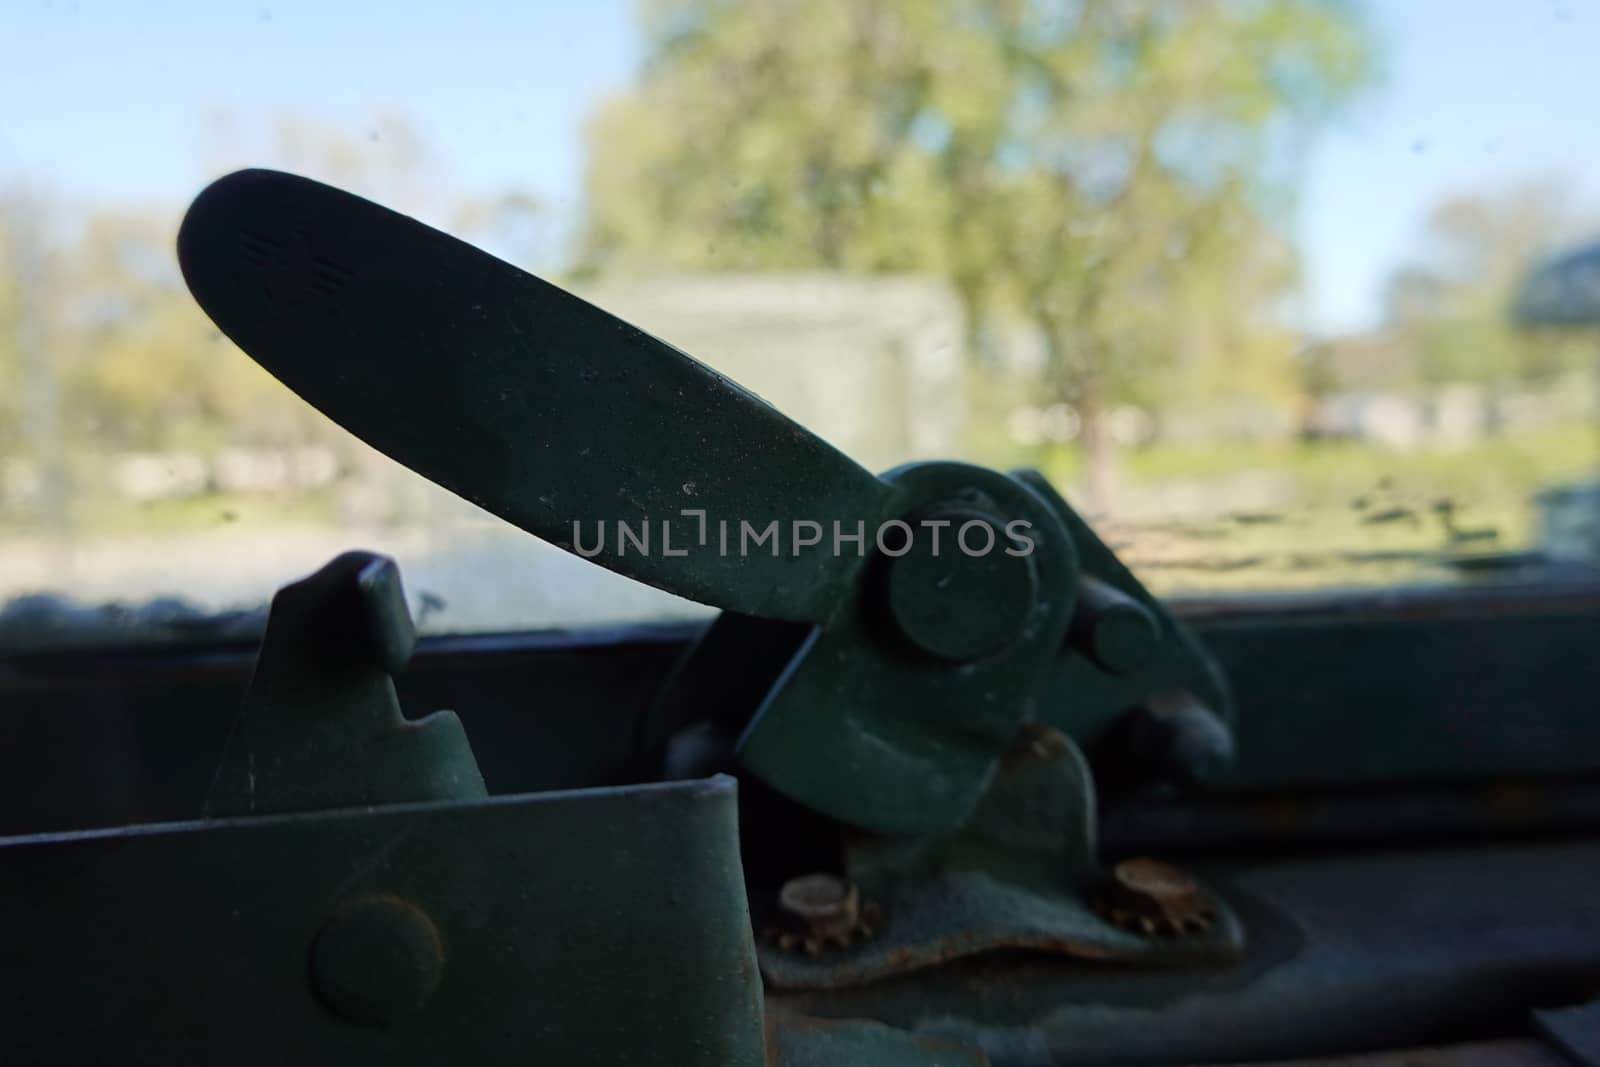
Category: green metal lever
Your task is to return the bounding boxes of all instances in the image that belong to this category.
[179,170,1229,840]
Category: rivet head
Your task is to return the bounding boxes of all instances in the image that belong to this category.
[309,894,443,1026]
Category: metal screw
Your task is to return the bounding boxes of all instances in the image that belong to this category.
[767,873,879,956]
[309,893,444,1026]
[1093,858,1214,938]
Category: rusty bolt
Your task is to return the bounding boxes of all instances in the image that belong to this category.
[1093,858,1214,939]
[309,893,444,1026]
[780,873,859,941]
[766,873,879,956]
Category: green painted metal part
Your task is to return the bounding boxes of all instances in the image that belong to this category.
[207,551,486,817]
[1015,470,1233,771]
[649,463,1233,836]
[1192,585,1600,786]
[166,166,1257,1045]
[3,571,1600,1063]
[8,584,1597,839]
[0,778,766,1066]
[1,546,778,1062]
[758,724,1242,991]
[6,164,1589,1064]
[178,168,887,625]
[770,839,1600,1066]
[176,168,1233,844]
[736,461,1080,835]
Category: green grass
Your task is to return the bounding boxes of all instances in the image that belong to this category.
[1040,422,1599,507]
[3,422,1595,596]
[62,489,341,536]
[1034,422,1600,593]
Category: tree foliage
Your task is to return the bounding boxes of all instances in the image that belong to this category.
[582,0,1373,505]
[0,111,446,516]
[1384,179,1597,386]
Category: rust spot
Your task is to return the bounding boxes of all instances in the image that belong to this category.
[1000,722,1071,772]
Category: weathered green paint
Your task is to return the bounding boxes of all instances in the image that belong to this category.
[771,840,1600,1065]
[176,170,1230,844]
[4,586,1600,837]
[1068,575,1161,675]
[1194,585,1600,786]
[207,551,486,817]
[0,622,693,836]
[1017,470,1234,767]
[736,462,1080,835]
[0,778,766,1066]
[0,156,1594,1067]
[760,725,1241,991]
[308,893,445,1026]
[178,169,887,624]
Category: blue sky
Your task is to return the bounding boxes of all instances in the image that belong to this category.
[2,0,1596,336]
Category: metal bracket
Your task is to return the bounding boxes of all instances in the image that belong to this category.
[756,724,1242,990]
[0,778,766,1065]
[169,171,1247,997]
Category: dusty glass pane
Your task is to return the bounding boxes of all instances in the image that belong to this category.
[0,1,1597,645]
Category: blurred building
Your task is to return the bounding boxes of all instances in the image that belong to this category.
[575,274,968,474]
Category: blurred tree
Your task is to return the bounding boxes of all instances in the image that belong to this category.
[581,0,1372,510]
[1384,179,1597,386]
[0,189,70,534]
[51,208,324,455]
[0,109,443,517]
[0,193,26,460]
